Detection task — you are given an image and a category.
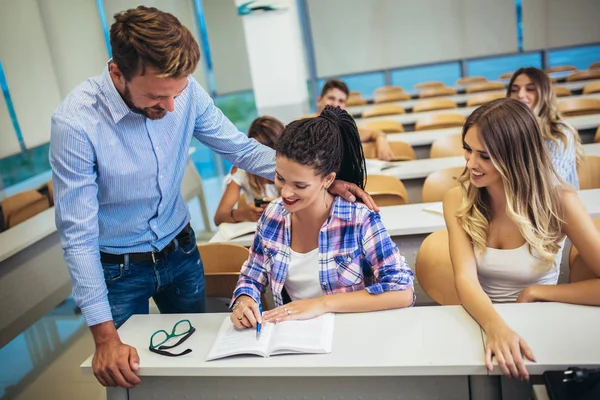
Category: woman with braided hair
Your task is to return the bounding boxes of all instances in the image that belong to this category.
[230,106,415,329]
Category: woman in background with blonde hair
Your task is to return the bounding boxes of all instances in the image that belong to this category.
[214,116,283,225]
[507,66,583,188]
[443,98,600,381]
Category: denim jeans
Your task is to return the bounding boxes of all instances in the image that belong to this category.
[102,228,206,328]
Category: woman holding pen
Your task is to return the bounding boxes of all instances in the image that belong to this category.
[229,106,415,329]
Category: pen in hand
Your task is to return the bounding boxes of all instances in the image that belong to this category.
[256,303,262,340]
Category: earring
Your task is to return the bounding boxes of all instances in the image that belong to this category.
[323,184,331,209]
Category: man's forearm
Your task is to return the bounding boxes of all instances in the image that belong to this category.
[90,321,120,345]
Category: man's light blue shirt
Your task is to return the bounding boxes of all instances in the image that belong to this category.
[50,66,275,326]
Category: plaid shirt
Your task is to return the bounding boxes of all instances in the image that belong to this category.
[233,196,414,307]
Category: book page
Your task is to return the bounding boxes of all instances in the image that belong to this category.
[268,313,335,356]
[205,317,274,361]
[218,221,257,240]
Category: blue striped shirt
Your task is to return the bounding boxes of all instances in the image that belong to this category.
[546,125,579,189]
[50,65,275,326]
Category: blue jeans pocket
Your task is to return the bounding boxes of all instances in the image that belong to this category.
[179,228,198,255]
[102,263,124,283]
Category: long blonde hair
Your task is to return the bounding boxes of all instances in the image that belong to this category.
[456,98,565,264]
[507,67,583,166]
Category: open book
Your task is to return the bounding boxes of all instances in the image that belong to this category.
[218,221,257,240]
[205,313,335,361]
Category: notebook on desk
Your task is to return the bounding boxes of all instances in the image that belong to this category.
[218,221,257,240]
[205,313,334,361]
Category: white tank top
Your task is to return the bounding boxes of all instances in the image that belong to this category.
[475,239,565,303]
[284,248,323,301]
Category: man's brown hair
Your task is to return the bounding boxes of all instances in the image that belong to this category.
[110,6,200,81]
[320,79,349,98]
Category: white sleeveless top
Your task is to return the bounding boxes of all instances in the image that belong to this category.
[476,239,565,303]
[284,248,323,301]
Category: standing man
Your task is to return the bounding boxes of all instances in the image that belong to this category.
[50,6,372,389]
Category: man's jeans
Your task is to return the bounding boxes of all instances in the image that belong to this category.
[102,228,206,328]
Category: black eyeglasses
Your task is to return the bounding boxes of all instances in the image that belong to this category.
[149,319,196,357]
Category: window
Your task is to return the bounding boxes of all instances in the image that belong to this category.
[548,44,600,71]
[390,63,461,92]
[318,71,386,98]
[467,52,542,81]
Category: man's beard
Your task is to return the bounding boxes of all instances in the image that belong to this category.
[123,84,168,120]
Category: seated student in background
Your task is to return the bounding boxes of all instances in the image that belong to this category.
[507,67,582,188]
[315,79,396,161]
[444,98,600,381]
[230,105,414,328]
[214,116,283,225]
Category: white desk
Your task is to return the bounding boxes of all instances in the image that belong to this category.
[358,79,600,106]
[386,114,600,150]
[355,93,600,127]
[0,207,56,263]
[487,303,600,376]
[210,201,447,248]
[82,306,487,400]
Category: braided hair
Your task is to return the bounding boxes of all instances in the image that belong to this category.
[276,105,365,189]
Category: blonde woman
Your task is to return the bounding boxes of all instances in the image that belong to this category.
[507,67,583,188]
[443,98,600,380]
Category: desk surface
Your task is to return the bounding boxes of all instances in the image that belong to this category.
[386,114,600,147]
[210,189,600,246]
[487,303,600,375]
[0,207,56,263]
[209,201,447,246]
[81,306,487,377]
[355,93,600,126]
[376,143,600,180]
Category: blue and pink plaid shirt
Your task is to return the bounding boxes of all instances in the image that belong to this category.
[233,196,414,307]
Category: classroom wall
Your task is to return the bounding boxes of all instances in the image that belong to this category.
[522,0,600,50]
[307,0,518,77]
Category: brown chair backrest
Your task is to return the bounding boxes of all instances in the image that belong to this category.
[412,98,458,113]
[465,82,506,94]
[198,243,250,300]
[365,175,409,206]
[374,91,411,103]
[565,70,600,82]
[429,133,464,158]
[422,167,464,203]
[499,71,514,80]
[362,104,406,118]
[590,62,600,71]
[569,217,600,283]
[583,81,600,95]
[465,91,505,107]
[415,113,466,131]
[558,98,600,117]
[1,190,50,228]
[456,76,487,86]
[578,155,600,190]
[349,91,362,97]
[418,86,458,99]
[373,86,403,95]
[363,120,404,134]
[595,127,600,143]
[553,86,572,97]
[415,229,460,305]
[363,141,416,161]
[346,96,367,107]
[414,81,445,90]
[545,65,577,74]
[47,180,54,206]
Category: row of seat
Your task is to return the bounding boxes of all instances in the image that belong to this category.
[0,180,53,232]
[198,217,600,311]
[345,62,600,103]
[363,154,600,206]
[359,97,600,123]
